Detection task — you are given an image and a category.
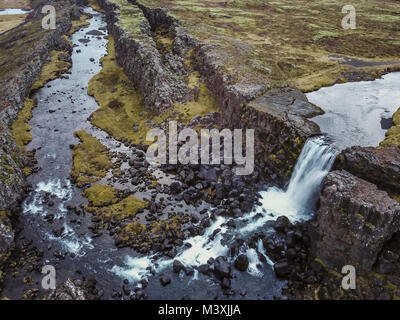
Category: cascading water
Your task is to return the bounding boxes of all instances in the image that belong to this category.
[112,136,338,286]
[270,136,338,216]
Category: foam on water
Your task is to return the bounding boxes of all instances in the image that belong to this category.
[111,137,337,284]
[0,8,31,15]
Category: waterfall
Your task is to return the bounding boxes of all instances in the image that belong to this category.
[285,136,338,212]
[112,136,338,282]
[250,136,337,225]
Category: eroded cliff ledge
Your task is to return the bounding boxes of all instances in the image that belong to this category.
[311,170,400,275]
[98,0,323,183]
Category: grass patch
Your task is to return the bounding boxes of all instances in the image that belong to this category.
[83,184,117,207]
[11,98,36,150]
[0,0,30,9]
[380,107,400,148]
[0,14,26,34]
[86,194,148,222]
[31,50,71,91]
[71,130,114,187]
[137,0,400,91]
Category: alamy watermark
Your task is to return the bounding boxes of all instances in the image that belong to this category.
[341,265,356,290]
[41,265,56,290]
[342,5,356,30]
[42,5,56,30]
[145,121,254,175]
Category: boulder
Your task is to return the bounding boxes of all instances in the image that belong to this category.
[335,146,400,193]
[234,254,249,272]
[311,170,400,274]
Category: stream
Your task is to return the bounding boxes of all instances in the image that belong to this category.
[3,5,398,300]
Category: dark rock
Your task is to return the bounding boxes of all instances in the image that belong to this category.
[234,254,249,272]
[159,275,171,286]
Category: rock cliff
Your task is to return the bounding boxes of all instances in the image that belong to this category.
[311,170,400,274]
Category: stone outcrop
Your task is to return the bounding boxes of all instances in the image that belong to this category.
[98,0,323,182]
[311,170,400,274]
[99,0,190,112]
[334,146,400,194]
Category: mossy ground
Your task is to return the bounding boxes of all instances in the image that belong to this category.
[70,130,114,187]
[380,108,400,148]
[88,0,105,13]
[138,0,400,92]
[88,37,218,146]
[11,98,36,150]
[83,184,117,207]
[0,0,30,9]
[0,14,26,34]
[69,14,90,36]
[30,50,72,91]
[86,190,148,222]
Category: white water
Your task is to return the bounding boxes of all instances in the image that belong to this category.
[112,137,337,283]
[0,8,31,15]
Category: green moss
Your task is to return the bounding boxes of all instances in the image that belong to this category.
[71,130,114,187]
[138,0,400,92]
[83,184,118,207]
[88,0,106,13]
[0,210,10,221]
[86,194,148,222]
[173,71,218,124]
[365,222,375,230]
[11,98,36,150]
[22,167,32,177]
[31,50,72,91]
[355,213,364,220]
[380,108,400,148]
[88,37,158,146]
[69,14,90,35]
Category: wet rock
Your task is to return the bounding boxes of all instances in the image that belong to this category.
[273,216,290,232]
[198,264,209,274]
[172,260,185,273]
[159,275,171,286]
[273,261,291,278]
[213,256,231,279]
[234,254,249,272]
[311,170,400,274]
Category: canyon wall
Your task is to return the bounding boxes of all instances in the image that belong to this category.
[99,0,323,183]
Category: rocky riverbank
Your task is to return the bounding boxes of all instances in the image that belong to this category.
[0,0,90,293]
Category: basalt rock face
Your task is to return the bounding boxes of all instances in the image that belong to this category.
[334,146,400,194]
[311,170,400,274]
[99,0,323,183]
[241,88,322,181]
[99,0,190,112]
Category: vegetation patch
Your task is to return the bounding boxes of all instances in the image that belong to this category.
[0,14,26,34]
[86,193,148,222]
[138,0,400,92]
[11,98,36,150]
[380,107,400,148]
[83,184,118,207]
[31,50,72,91]
[70,130,114,187]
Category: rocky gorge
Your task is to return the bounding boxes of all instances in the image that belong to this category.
[0,0,400,300]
